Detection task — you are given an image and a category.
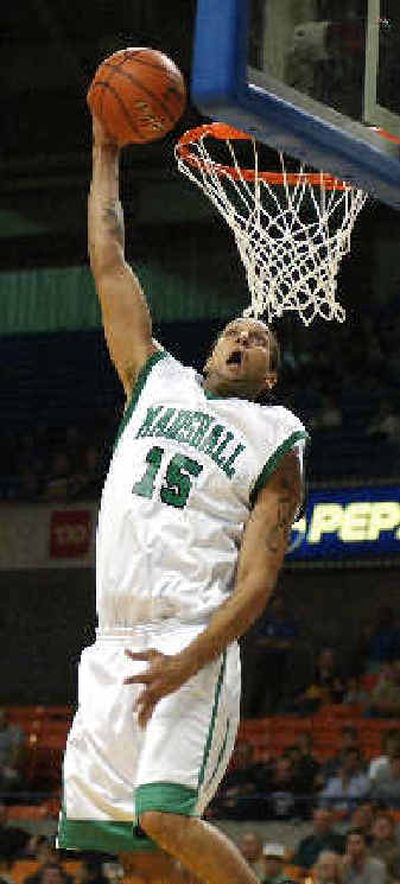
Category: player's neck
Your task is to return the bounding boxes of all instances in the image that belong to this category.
[202,373,256,401]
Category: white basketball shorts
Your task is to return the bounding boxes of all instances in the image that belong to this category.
[58,623,240,853]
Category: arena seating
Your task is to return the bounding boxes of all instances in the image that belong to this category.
[5,704,399,815]
[240,708,397,761]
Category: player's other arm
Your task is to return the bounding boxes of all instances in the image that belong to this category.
[178,448,303,674]
[88,118,159,398]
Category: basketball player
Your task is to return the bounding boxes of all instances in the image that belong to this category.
[58,116,308,884]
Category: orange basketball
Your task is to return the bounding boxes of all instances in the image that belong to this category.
[87,48,186,146]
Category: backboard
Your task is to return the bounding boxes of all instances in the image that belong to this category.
[192,0,400,207]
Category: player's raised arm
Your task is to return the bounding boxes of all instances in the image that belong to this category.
[88,117,159,398]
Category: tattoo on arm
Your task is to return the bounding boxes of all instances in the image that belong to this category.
[265,476,299,554]
[102,201,125,248]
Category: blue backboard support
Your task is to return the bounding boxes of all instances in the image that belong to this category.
[192,0,400,208]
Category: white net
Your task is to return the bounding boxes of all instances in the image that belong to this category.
[175,124,368,326]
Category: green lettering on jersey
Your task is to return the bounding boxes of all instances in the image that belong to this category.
[165,409,196,444]
[212,431,235,470]
[135,407,246,479]
[221,443,246,479]
[136,405,164,438]
[199,425,225,455]
[153,408,176,436]
[188,413,215,449]
[132,445,203,510]
[132,446,163,498]
[161,453,203,508]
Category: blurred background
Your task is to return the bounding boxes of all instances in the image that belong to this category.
[1,1,400,882]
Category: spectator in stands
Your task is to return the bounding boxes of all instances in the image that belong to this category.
[370,752,400,809]
[323,727,364,781]
[342,829,386,884]
[268,756,301,820]
[238,832,265,881]
[284,741,320,818]
[293,733,321,792]
[291,648,346,714]
[320,748,369,815]
[313,648,346,702]
[292,808,345,869]
[262,843,295,884]
[23,840,73,884]
[242,596,299,716]
[213,741,266,819]
[366,661,400,717]
[369,812,400,880]
[346,805,376,845]
[0,804,31,862]
[0,710,25,796]
[306,850,344,884]
[368,730,400,784]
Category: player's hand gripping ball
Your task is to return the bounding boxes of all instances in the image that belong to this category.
[87,47,186,147]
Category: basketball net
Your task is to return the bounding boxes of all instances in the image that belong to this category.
[175,123,368,326]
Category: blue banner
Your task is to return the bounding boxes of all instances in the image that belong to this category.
[287,486,400,563]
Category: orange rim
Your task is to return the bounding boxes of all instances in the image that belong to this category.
[371,125,400,145]
[176,122,352,190]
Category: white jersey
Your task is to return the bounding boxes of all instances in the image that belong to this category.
[96,350,307,628]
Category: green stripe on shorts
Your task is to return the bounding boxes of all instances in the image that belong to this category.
[197,651,226,791]
[135,782,198,818]
[58,812,157,852]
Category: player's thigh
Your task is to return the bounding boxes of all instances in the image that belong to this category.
[135,641,241,816]
[61,634,147,825]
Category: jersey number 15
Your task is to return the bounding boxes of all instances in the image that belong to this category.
[132,445,203,509]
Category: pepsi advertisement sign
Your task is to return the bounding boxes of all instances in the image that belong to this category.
[287,486,400,565]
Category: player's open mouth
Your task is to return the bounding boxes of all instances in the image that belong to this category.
[226,350,243,366]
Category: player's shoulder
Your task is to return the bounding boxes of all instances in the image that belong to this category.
[141,347,195,379]
[261,402,308,435]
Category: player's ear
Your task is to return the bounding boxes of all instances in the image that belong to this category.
[264,371,277,391]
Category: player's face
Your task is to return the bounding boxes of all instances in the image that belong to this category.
[204,317,277,399]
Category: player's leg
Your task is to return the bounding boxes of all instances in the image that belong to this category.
[139,811,259,884]
[134,633,257,883]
